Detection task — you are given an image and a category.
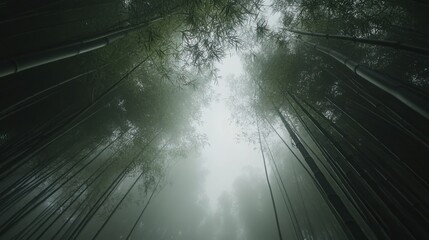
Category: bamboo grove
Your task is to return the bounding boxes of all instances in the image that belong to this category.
[230,0,429,239]
[0,0,260,239]
[1,0,429,239]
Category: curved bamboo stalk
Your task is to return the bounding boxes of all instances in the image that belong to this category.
[326,69,429,147]
[0,12,169,78]
[304,41,429,119]
[284,28,429,56]
[0,51,131,121]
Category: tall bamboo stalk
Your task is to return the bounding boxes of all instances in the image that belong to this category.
[125,175,162,240]
[66,130,162,240]
[257,121,284,240]
[0,54,150,180]
[272,103,368,240]
[264,137,304,240]
[284,28,429,56]
[0,129,129,237]
[303,41,429,119]
[91,141,168,240]
[290,94,428,239]
[0,12,169,78]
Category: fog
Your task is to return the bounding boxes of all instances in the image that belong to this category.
[2,0,428,239]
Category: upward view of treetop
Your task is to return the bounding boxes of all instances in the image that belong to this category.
[1,0,428,239]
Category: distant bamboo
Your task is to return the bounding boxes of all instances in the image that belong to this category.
[125,175,163,240]
[264,138,303,240]
[91,141,169,240]
[292,166,316,239]
[66,130,162,240]
[262,116,315,180]
[284,28,429,56]
[304,41,429,119]
[256,121,284,240]
[66,163,131,240]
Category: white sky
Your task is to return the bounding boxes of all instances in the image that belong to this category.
[196,2,282,211]
[196,53,260,211]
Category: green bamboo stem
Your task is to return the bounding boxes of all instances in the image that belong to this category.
[304,41,429,119]
[0,14,166,78]
[264,137,303,240]
[285,28,429,56]
[256,121,284,240]
[273,104,368,240]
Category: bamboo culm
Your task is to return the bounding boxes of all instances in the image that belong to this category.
[284,28,429,57]
[256,121,283,240]
[304,41,429,119]
[272,103,368,240]
[0,14,165,78]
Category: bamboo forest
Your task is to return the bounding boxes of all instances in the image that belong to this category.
[1,0,429,239]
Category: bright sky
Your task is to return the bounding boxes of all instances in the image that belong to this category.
[197,1,283,211]
[197,53,261,211]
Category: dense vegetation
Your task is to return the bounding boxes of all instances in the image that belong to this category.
[0,0,428,239]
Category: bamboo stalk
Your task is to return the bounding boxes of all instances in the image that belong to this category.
[264,137,303,240]
[90,140,168,239]
[304,41,429,119]
[256,121,283,240]
[0,14,166,78]
[284,28,429,56]
[273,103,368,240]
